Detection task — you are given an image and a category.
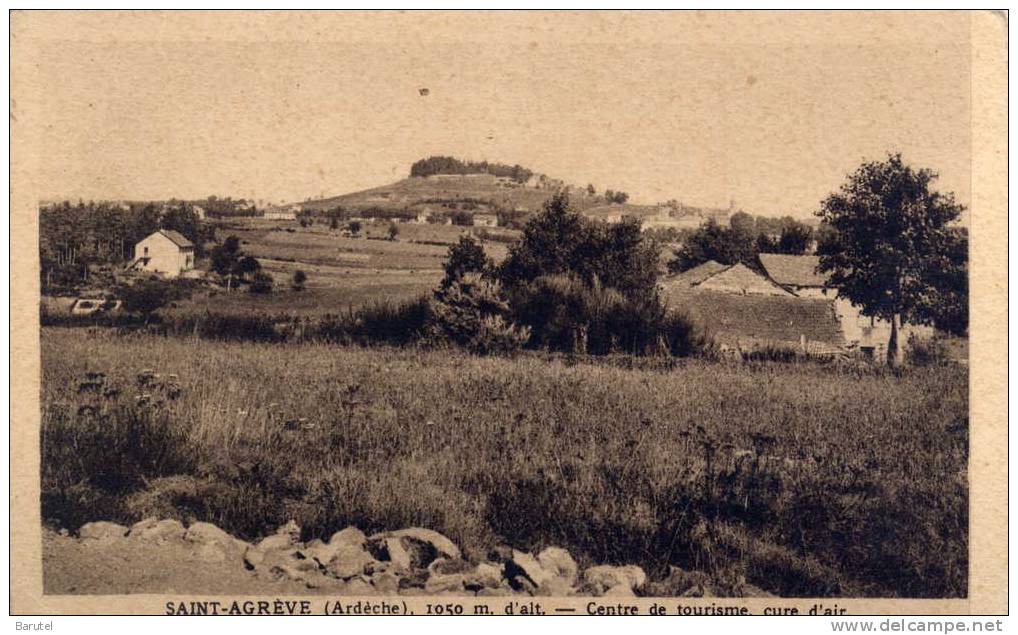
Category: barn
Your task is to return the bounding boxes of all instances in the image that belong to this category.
[660,260,844,352]
[758,253,933,358]
[131,230,195,278]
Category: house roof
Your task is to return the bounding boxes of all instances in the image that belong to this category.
[696,262,795,297]
[664,260,730,287]
[759,253,826,287]
[662,288,844,347]
[157,229,194,248]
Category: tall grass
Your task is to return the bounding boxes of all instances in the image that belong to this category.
[40,328,968,597]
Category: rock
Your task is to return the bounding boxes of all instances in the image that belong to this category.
[384,537,413,571]
[603,583,636,597]
[79,521,128,541]
[329,526,366,548]
[371,528,460,561]
[428,558,474,576]
[130,518,185,542]
[425,573,465,594]
[262,548,323,583]
[342,578,374,595]
[243,545,265,569]
[583,565,647,594]
[534,576,577,597]
[506,550,554,588]
[463,562,503,590]
[129,517,159,534]
[537,547,578,585]
[277,519,301,539]
[323,543,375,579]
[643,566,709,597]
[257,533,296,552]
[476,587,514,597]
[184,522,236,550]
[371,571,401,594]
[196,543,226,563]
[742,583,775,598]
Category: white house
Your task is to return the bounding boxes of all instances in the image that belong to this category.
[132,230,195,277]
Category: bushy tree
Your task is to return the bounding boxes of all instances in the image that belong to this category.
[348,221,362,235]
[248,271,274,294]
[816,153,967,366]
[387,222,400,241]
[441,236,492,289]
[777,222,814,254]
[121,279,175,323]
[429,274,529,355]
[667,219,757,273]
[498,193,660,301]
[291,269,307,292]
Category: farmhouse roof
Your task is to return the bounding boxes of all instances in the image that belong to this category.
[759,253,826,287]
[666,260,729,286]
[696,262,795,297]
[662,288,844,347]
[157,229,194,249]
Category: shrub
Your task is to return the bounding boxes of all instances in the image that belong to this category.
[907,334,950,366]
[249,272,274,294]
[291,269,307,292]
[428,274,529,355]
[661,310,715,358]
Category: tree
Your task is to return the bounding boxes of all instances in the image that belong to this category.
[816,153,966,367]
[586,183,596,196]
[160,204,209,257]
[248,271,274,294]
[777,221,814,255]
[441,235,492,289]
[291,269,307,292]
[121,279,175,324]
[667,219,757,273]
[387,222,400,241]
[497,193,660,301]
[348,221,362,235]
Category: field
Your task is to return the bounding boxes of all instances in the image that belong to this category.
[166,220,514,316]
[41,327,968,598]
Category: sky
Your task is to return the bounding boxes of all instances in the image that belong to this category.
[15,11,972,218]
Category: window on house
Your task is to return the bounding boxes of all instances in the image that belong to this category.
[143,246,149,256]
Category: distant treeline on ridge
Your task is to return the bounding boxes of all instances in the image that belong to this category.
[409,156,534,183]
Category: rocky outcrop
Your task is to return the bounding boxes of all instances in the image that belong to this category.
[74,518,672,596]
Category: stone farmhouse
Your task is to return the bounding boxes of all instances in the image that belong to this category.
[131,230,195,278]
[758,254,933,359]
[660,254,933,358]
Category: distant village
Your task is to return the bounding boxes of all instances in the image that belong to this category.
[39,158,962,363]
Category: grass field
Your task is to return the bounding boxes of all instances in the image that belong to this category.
[167,220,514,316]
[215,220,511,271]
[41,327,968,597]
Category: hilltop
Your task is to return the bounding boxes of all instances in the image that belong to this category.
[294,172,604,218]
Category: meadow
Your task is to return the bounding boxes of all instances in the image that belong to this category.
[40,327,968,598]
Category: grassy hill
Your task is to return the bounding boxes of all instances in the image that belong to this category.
[294,173,611,218]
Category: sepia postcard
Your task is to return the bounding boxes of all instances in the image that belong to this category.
[9,10,1008,617]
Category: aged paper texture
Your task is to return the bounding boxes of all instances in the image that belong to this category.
[10,10,1007,615]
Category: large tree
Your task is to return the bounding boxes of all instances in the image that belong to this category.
[816,154,967,367]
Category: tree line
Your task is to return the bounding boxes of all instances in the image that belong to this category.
[39,201,211,292]
[409,156,534,182]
